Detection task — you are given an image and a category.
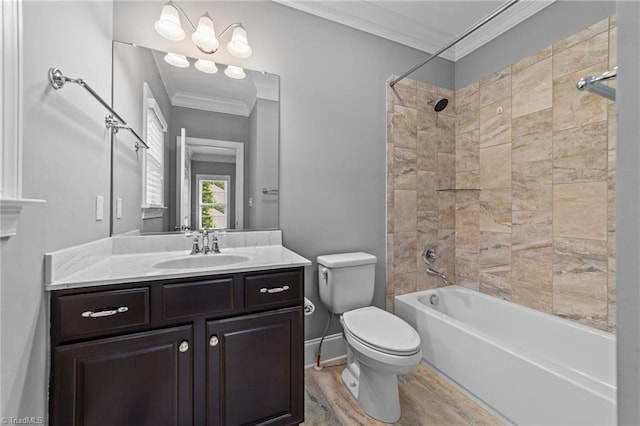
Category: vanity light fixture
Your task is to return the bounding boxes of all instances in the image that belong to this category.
[164,52,190,68]
[195,59,218,74]
[154,1,252,58]
[224,65,246,80]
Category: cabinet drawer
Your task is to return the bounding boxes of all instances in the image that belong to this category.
[56,288,150,339]
[244,270,302,309]
[163,277,235,320]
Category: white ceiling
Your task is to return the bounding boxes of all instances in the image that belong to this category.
[273,0,555,61]
[151,50,279,116]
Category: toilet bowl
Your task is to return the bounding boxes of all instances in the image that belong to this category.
[340,306,422,423]
[317,251,422,423]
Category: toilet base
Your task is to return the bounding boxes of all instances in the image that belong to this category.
[341,361,401,424]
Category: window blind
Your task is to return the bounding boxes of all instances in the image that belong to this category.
[145,109,164,207]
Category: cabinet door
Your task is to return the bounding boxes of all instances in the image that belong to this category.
[52,325,193,426]
[206,308,303,426]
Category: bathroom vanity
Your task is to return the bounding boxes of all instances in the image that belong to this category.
[45,231,310,426]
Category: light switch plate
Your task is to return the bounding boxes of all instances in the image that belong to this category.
[116,198,123,219]
[96,195,104,221]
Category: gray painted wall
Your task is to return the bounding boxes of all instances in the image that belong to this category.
[168,106,249,229]
[616,2,640,423]
[112,41,172,234]
[0,1,113,419]
[248,99,279,229]
[113,0,455,340]
[455,1,616,89]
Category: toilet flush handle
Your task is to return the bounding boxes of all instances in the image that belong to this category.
[321,267,329,284]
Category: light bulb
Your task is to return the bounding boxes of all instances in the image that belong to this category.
[195,59,218,74]
[154,3,185,41]
[226,26,252,59]
[191,13,220,53]
[224,65,246,79]
[164,52,190,68]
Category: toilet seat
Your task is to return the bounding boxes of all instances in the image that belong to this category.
[342,307,421,356]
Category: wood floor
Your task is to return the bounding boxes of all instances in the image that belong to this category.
[303,360,503,425]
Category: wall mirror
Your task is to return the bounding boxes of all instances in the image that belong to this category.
[111,41,279,235]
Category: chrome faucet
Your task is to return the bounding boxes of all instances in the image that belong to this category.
[190,236,201,255]
[211,231,220,253]
[426,268,448,284]
[202,229,211,254]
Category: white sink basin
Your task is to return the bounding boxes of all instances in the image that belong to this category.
[153,254,250,270]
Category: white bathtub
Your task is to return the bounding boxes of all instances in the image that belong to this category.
[395,285,616,425]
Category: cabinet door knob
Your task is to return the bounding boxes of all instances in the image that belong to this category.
[209,336,219,347]
[259,285,289,294]
[179,340,189,353]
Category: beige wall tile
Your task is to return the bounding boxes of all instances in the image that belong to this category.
[479,231,511,273]
[480,100,511,148]
[455,191,480,250]
[553,32,609,80]
[553,181,607,240]
[609,14,617,28]
[393,231,417,275]
[393,189,417,232]
[480,143,512,189]
[386,233,394,294]
[512,57,552,118]
[393,105,417,148]
[456,248,479,290]
[512,45,552,74]
[553,17,609,53]
[512,161,552,211]
[437,228,456,266]
[512,109,553,164]
[455,86,479,135]
[552,290,608,330]
[480,271,512,301]
[552,61,608,132]
[437,115,456,154]
[390,78,417,108]
[553,237,607,298]
[512,284,552,313]
[512,211,552,256]
[456,171,479,189]
[553,121,608,183]
[394,272,417,295]
[480,189,511,233]
[417,83,438,132]
[417,129,437,172]
[609,26,617,68]
[386,141,394,174]
[456,130,480,172]
[479,67,512,106]
[512,250,553,290]
[417,210,438,249]
[437,191,456,230]
[393,146,417,190]
[437,153,456,189]
[417,171,437,211]
[455,81,479,101]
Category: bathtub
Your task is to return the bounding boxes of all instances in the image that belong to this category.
[395,286,616,425]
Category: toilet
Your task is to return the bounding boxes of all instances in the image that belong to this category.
[317,252,422,423]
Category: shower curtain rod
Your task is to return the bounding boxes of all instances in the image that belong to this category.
[389,0,520,87]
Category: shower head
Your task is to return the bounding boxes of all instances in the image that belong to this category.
[428,98,449,112]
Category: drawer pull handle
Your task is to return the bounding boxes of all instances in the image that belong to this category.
[179,340,189,353]
[81,306,128,318]
[260,285,289,294]
[209,336,219,347]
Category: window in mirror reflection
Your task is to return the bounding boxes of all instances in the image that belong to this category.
[143,83,168,209]
[198,174,229,229]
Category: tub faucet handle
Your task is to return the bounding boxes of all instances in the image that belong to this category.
[422,247,438,265]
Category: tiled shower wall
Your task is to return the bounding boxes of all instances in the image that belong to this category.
[386,16,617,332]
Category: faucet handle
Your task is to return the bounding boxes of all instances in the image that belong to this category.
[422,247,438,265]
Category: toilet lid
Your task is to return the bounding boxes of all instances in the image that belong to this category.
[342,307,421,355]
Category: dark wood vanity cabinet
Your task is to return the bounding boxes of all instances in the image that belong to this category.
[49,267,304,426]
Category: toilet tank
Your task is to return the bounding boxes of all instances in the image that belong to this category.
[317,252,377,314]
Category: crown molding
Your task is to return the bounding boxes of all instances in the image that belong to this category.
[274,0,555,62]
[452,1,555,60]
[172,91,251,117]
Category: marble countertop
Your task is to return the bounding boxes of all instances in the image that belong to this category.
[45,231,311,291]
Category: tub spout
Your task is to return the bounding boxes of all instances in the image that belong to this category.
[426,268,448,284]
